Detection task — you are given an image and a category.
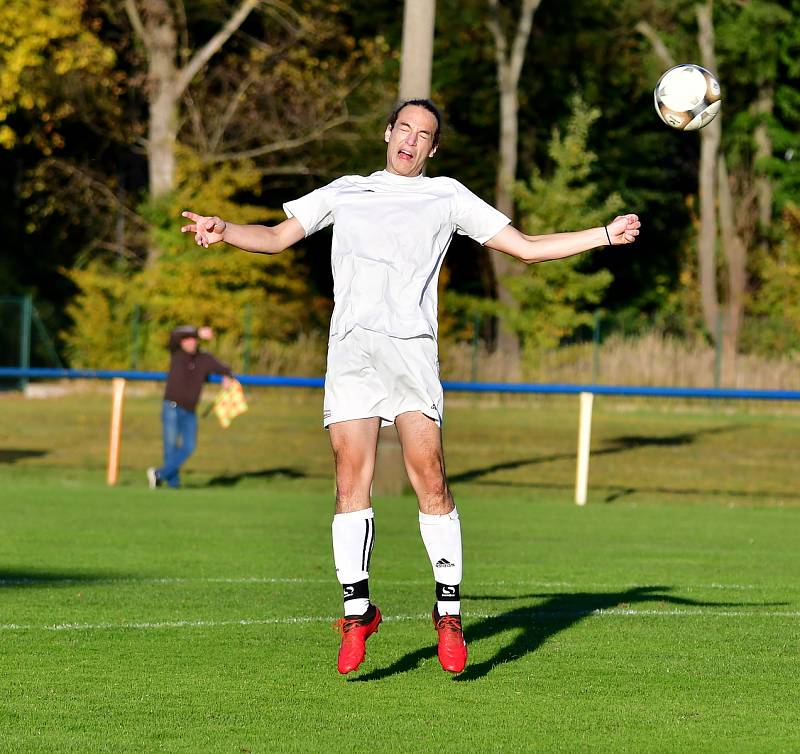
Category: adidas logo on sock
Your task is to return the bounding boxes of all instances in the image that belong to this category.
[435,558,455,568]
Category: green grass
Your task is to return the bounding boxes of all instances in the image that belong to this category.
[1,387,799,752]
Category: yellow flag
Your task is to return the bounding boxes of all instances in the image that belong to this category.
[212,379,248,428]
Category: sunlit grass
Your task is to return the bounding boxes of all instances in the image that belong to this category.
[1,387,798,751]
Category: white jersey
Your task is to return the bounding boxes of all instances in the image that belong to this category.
[283,169,510,340]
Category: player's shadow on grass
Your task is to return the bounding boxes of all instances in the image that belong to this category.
[0,448,48,464]
[352,585,781,683]
[449,425,740,484]
[205,467,306,487]
[0,568,121,588]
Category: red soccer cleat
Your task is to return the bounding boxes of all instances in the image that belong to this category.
[335,605,382,674]
[432,606,468,673]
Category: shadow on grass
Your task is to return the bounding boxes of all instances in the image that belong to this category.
[464,478,800,503]
[0,449,48,464]
[449,425,742,485]
[352,585,784,683]
[0,568,123,589]
[205,467,306,487]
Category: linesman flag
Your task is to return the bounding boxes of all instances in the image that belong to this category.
[212,379,248,428]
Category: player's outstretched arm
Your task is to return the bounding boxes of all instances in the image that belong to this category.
[485,214,641,264]
[180,211,306,254]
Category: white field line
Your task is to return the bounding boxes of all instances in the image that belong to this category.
[0,576,778,591]
[1,608,799,633]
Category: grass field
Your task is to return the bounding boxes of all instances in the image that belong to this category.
[1,385,799,752]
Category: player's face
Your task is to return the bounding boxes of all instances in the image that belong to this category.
[384,105,439,177]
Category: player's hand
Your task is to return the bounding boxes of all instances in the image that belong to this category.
[181,211,226,248]
[197,326,214,340]
[606,214,641,246]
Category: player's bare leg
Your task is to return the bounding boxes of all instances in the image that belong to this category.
[328,418,382,674]
[395,411,467,673]
[329,417,381,514]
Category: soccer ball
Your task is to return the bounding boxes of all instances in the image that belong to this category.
[654,64,721,131]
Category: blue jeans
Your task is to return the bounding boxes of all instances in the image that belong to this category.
[157,401,198,488]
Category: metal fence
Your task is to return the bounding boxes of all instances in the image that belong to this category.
[0,296,63,387]
[3,368,800,402]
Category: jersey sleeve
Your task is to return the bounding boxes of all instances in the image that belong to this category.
[450,181,511,245]
[283,178,346,237]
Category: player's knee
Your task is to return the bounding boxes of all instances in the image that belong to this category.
[408,463,448,498]
[335,462,373,499]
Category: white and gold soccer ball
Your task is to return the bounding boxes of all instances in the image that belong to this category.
[654,64,722,131]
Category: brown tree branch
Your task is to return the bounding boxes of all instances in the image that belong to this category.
[486,0,509,85]
[174,0,260,97]
[207,70,262,152]
[634,20,676,70]
[510,0,541,83]
[123,0,147,44]
[206,113,356,163]
[48,158,149,230]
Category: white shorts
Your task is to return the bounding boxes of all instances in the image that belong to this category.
[323,327,443,429]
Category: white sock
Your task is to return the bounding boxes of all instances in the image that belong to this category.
[332,508,375,616]
[419,508,462,615]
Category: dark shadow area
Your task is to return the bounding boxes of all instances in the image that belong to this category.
[0,449,48,464]
[449,425,742,485]
[352,585,784,683]
[459,478,800,503]
[0,568,125,589]
[206,467,306,487]
[449,451,577,483]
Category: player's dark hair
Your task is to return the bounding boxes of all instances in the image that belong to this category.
[387,99,442,148]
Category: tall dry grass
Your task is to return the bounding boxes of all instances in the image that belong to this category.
[233,330,800,390]
[441,331,800,390]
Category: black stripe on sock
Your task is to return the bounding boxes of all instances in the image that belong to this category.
[366,519,375,571]
[342,578,369,603]
[436,582,460,602]
[361,518,374,572]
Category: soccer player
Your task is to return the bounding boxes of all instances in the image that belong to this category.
[180,99,641,674]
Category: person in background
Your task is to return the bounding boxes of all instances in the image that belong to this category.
[147,325,234,489]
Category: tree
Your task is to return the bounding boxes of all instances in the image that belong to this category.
[511,96,621,355]
[748,204,800,355]
[122,0,259,263]
[485,0,541,374]
[444,96,622,363]
[0,0,117,152]
[636,0,791,376]
[63,150,322,369]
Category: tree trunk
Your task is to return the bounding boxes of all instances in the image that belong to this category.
[495,69,518,219]
[752,87,773,236]
[399,0,436,101]
[697,117,721,337]
[717,156,747,380]
[145,2,179,202]
[491,80,521,370]
[486,0,540,377]
[696,0,720,339]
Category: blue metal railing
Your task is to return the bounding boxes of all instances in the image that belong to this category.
[2,367,800,402]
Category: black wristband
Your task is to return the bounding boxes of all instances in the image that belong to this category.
[604,226,612,246]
